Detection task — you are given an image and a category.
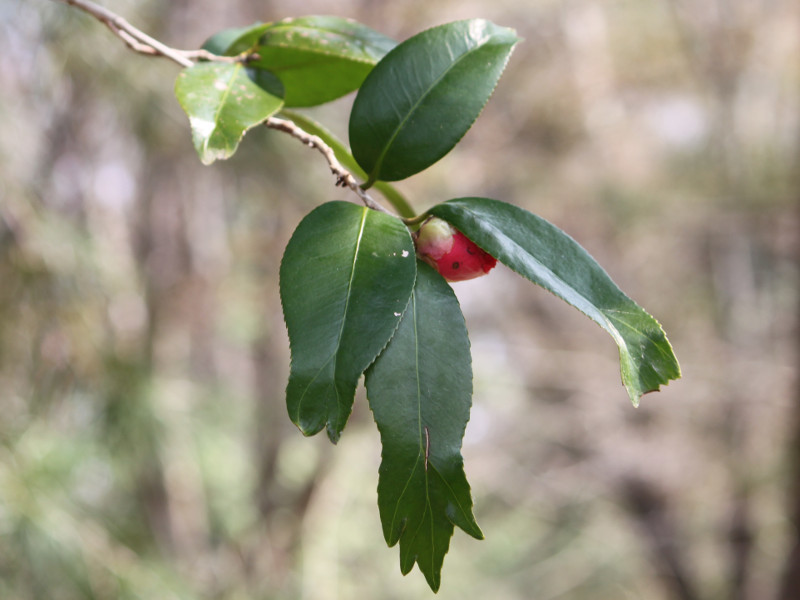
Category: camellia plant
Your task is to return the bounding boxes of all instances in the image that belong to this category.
[55,1,681,591]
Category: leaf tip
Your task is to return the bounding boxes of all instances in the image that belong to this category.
[292,416,323,438]
[325,423,342,445]
[422,568,442,593]
[627,363,682,407]
[469,522,485,541]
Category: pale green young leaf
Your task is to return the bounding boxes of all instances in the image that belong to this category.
[201,22,271,56]
[249,16,396,107]
[174,62,283,164]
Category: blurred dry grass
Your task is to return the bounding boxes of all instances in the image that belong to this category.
[1,0,799,598]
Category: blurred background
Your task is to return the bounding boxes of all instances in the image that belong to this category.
[2,0,799,598]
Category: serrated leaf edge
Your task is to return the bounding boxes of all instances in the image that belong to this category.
[431,200,680,405]
[364,20,519,185]
[369,267,482,592]
[176,63,283,165]
[279,205,417,442]
[283,206,368,441]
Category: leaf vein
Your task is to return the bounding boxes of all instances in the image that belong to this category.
[368,39,495,183]
[207,63,242,151]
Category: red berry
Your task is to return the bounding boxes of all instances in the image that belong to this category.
[414,218,497,282]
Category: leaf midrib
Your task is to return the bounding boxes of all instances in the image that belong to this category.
[388,291,423,536]
[441,201,681,398]
[366,36,497,185]
[454,204,625,342]
[386,285,476,553]
[206,63,242,153]
[293,207,369,428]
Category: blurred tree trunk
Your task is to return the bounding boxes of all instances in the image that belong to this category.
[777,400,800,600]
[775,124,800,600]
[633,3,768,599]
[250,201,331,590]
[619,478,702,600]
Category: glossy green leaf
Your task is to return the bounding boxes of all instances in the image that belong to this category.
[247,16,396,107]
[201,22,270,56]
[429,198,681,406]
[365,262,482,592]
[349,19,519,185]
[280,201,416,442]
[280,110,416,218]
[175,62,284,165]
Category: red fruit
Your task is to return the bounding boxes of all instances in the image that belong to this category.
[414,217,497,282]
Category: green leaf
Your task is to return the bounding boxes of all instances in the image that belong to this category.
[175,62,284,165]
[280,201,416,442]
[349,19,519,185]
[248,16,397,107]
[429,198,681,406]
[201,22,271,56]
[280,110,416,218]
[365,262,482,592]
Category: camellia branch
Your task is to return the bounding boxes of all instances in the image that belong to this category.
[53,0,393,215]
[57,0,195,67]
[264,117,390,214]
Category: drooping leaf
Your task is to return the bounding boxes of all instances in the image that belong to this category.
[280,201,416,442]
[280,110,415,218]
[349,19,519,185]
[201,22,271,56]
[175,62,284,165]
[247,16,396,107]
[429,198,681,405]
[365,261,482,592]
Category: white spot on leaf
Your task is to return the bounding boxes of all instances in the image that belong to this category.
[189,116,216,138]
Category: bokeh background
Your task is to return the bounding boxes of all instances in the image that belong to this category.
[2,0,799,598]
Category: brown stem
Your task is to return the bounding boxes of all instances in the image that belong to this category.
[52,0,393,215]
[264,117,392,215]
[57,0,194,67]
